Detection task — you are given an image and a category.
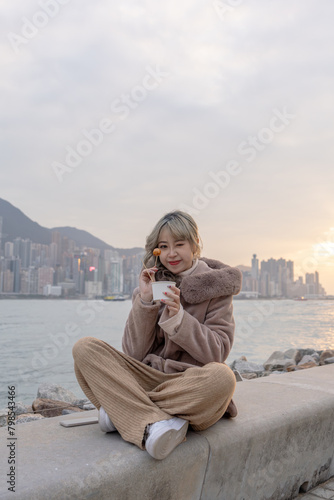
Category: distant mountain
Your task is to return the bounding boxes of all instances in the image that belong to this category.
[51,226,143,256]
[0,198,143,256]
[0,198,51,245]
[50,226,114,251]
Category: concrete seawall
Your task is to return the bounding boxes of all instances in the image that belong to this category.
[1,365,333,500]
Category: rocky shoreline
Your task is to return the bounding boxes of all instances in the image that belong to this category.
[1,348,334,427]
[230,348,334,380]
[0,383,95,427]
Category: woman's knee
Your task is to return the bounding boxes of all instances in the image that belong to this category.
[205,362,236,398]
[72,336,98,361]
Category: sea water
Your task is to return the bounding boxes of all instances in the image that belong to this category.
[0,299,333,407]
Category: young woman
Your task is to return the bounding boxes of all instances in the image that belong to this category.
[72,210,242,460]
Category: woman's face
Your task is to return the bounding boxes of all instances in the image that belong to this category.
[157,227,195,274]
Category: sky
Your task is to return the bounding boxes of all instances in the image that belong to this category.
[1,0,334,293]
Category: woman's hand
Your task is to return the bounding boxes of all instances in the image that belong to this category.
[161,285,180,318]
[139,267,157,302]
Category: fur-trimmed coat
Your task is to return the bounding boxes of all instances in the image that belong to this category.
[122,258,241,371]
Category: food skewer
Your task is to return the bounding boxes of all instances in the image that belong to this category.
[153,248,161,267]
[141,260,154,282]
[141,248,161,282]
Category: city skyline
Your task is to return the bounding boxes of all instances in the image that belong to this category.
[239,253,326,299]
[0,201,333,296]
[1,2,334,294]
[0,230,143,298]
[0,224,329,299]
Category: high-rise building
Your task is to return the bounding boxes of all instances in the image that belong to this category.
[37,266,54,295]
[305,273,315,285]
[123,252,144,295]
[5,242,14,258]
[13,238,22,258]
[31,243,49,267]
[279,267,289,297]
[259,270,269,297]
[11,258,21,293]
[103,249,124,294]
[27,267,39,295]
[2,269,14,293]
[107,260,123,294]
[315,271,319,294]
[251,254,259,280]
[13,238,32,268]
[21,239,32,268]
[287,260,294,282]
[52,231,62,265]
[73,253,87,294]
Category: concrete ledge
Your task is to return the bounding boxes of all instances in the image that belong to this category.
[1,365,334,500]
[200,365,334,499]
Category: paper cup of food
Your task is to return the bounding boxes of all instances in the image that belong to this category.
[152,281,176,301]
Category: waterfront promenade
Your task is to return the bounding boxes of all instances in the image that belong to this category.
[1,364,333,499]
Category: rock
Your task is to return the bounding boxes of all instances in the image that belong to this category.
[37,384,79,404]
[286,365,297,372]
[83,403,96,410]
[229,357,243,369]
[69,399,95,410]
[16,413,45,424]
[320,350,334,365]
[324,357,334,365]
[15,401,33,416]
[263,351,295,371]
[298,355,319,366]
[296,361,318,370]
[297,348,318,359]
[32,398,83,418]
[0,409,8,427]
[232,369,243,382]
[311,352,320,363]
[0,403,33,427]
[284,349,302,364]
[230,359,264,375]
[241,373,257,380]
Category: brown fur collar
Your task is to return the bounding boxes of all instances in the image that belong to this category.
[180,257,242,304]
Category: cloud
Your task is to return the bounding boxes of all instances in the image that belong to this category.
[1,0,334,292]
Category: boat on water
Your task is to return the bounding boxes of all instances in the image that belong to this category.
[103,294,126,301]
[293,296,308,301]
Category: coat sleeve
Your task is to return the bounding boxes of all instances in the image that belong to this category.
[122,289,161,361]
[161,295,235,364]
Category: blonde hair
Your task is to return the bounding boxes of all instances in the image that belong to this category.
[144,210,202,268]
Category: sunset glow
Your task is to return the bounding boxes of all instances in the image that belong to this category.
[1,2,334,294]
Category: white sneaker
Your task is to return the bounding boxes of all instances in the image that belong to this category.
[145,417,189,460]
[98,407,117,433]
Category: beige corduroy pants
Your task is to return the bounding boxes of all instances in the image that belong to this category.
[72,336,236,449]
